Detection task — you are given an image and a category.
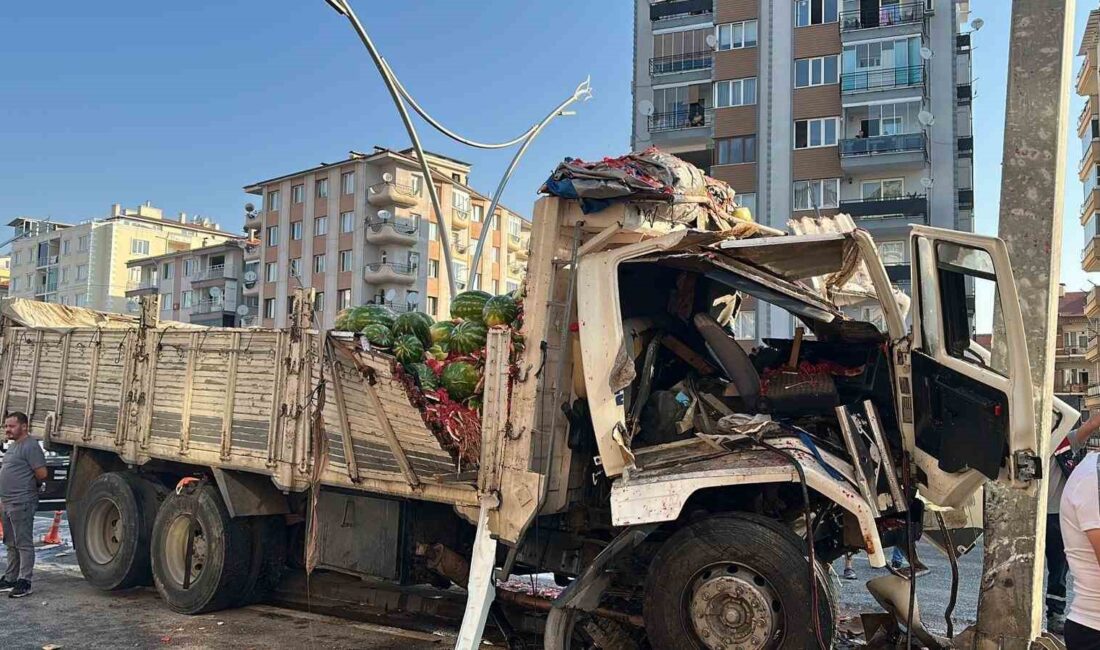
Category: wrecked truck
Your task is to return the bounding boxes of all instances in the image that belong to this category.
[0,192,1042,649]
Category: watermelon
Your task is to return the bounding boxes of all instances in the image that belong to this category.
[394,335,425,366]
[361,304,396,330]
[334,308,354,332]
[441,362,479,402]
[450,291,492,323]
[429,321,457,345]
[393,311,433,346]
[361,323,394,348]
[450,321,488,354]
[482,294,519,327]
[428,344,449,361]
[408,363,439,391]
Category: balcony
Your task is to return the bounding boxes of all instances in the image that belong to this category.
[1078,51,1097,97]
[452,235,469,254]
[839,2,925,31]
[1090,336,1100,363]
[839,133,927,171]
[365,216,419,246]
[507,233,522,252]
[191,264,236,286]
[515,238,529,260]
[363,261,417,285]
[36,255,59,268]
[650,0,711,22]
[648,106,712,133]
[839,195,928,224]
[1058,344,1088,359]
[125,280,159,296]
[1055,382,1089,395]
[1082,141,1100,180]
[452,207,470,229]
[192,299,230,315]
[1088,287,1100,320]
[368,181,420,208]
[1083,236,1100,272]
[1080,98,1096,135]
[509,261,526,277]
[1086,384,1100,410]
[649,50,713,76]
[840,65,924,94]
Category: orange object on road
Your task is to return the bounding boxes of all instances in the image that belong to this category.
[41,511,62,545]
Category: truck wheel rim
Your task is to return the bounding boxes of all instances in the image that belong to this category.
[85,498,122,565]
[685,562,781,650]
[164,515,208,587]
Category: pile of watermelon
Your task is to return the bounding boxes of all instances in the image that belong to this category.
[333,289,524,466]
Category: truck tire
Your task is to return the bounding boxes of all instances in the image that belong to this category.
[150,484,251,614]
[643,514,836,650]
[72,472,159,590]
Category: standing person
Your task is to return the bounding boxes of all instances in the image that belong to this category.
[0,412,47,598]
[1058,414,1100,648]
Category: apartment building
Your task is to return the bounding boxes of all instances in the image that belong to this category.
[7,203,234,314]
[1056,288,1094,417]
[125,239,251,327]
[243,147,530,329]
[0,256,10,299]
[1078,9,1100,419]
[632,0,976,338]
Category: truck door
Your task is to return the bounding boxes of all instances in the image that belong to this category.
[907,227,1038,506]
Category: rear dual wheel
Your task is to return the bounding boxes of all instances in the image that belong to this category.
[72,472,163,590]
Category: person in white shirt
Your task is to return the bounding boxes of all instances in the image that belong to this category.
[1058,415,1100,648]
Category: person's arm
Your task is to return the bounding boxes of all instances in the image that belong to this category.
[28,443,47,484]
[1070,415,1100,451]
[1087,529,1100,568]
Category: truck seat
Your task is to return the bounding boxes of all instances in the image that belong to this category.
[693,313,760,411]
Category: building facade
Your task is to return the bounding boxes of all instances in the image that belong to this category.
[7,203,234,314]
[125,240,250,327]
[632,0,975,337]
[244,147,530,329]
[1056,288,1093,417]
[1078,9,1100,418]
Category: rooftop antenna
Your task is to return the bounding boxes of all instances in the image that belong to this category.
[323,0,592,296]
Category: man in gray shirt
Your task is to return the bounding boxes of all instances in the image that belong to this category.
[0,411,46,598]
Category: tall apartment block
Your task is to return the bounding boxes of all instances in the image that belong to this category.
[243,147,530,329]
[1077,9,1100,418]
[633,0,975,338]
[1055,287,1093,417]
[7,202,233,314]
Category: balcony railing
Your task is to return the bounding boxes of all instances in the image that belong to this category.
[192,265,226,282]
[839,132,926,157]
[839,195,928,221]
[369,181,419,198]
[839,2,925,30]
[366,216,418,235]
[1055,382,1089,394]
[364,262,416,275]
[648,106,712,132]
[650,0,712,21]
[126,280,158,292]
[649,50,713,76]
[840,65,925,93]
[1088,384,1100,398]
[193,300,227,314]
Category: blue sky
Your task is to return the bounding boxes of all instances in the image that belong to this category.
[0,0,1091,304]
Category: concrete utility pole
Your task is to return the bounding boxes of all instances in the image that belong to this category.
[971,1,1075,647]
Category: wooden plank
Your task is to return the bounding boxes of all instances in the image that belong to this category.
[139,332,161,450]
[178,332,200,455]
[220,332,241,460]
[328,353,361,483]
[267,332,286,468]
[361,368,420,488]
[82,330,103,442]
[0,328,17,420]
[25,331,44,419]
[53,332,72,435]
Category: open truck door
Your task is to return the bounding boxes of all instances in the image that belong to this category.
[907,226,1039,508]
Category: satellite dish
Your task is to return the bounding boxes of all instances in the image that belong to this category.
[378,209,392,220]
[920,177,934,189]
[243,270,257,283]
[244,202,255,213]
[705,34,717,48]
[236,305,250,317]
[917,110,935,127]
[209,286,222,298]
[637,99,654,117]
[384,288,397,302]
[407,292,421,306]
[919,47,934,61]
[971,18,984,31]
[382,172,394,183]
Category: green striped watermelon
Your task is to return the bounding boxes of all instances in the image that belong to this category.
[427,344,449,361]
[334,308,354,332]
[361,304,396,330]
[441,362,479,402]
[393,311,433,346]
[394,335,425,366]
[429,321,456,346]
[361,323,394,348]
[450,291,491,323]
[482,294,519,327]
[409,363,439,391]
[449,321,488,354]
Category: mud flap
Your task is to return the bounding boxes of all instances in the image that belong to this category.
[455,496,499,649]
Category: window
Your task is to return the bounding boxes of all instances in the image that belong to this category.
[341,172,355,195]
[856,42,882,68]
[289,258,301,278]
[182,290,193,308]
[506,281,519,293]
[339,250,353,272]
[428,259,440,278]
[452,173,462,182]
[410,175,423,196]
[492,280,499,294]
[78,235,89,252]
[491,248,499,263]
[10,278,17,292]
[428,222,438,241]
[291,184,304,204]
[507,218,521,237]
[491,214,499,230]
[453,189,471,212]
[340,211,355,233]
[160,293,173,311]
[184,259,195,277]
[76,264,88,280]
[314,292,325,312]
[717,20,758,50]
[290,222,303,241]
[314,254,326,273]
[314,216,328,236]
[427,296,438,316]
[732,310,756,339]
[794,117,839,149]
[793,179,840,210]
[877,241,906,265]
[265,262,278,282]
[473,273,482,290]
[472,205,484,222]
[860,178,905,200]
[263,298,276,319]
[267,190,281,212]
[61,241,69,255]
[131,239,150,255]
[715,78,757,108]
[715,135,757,165]
[266,226,279,247]
[736,192,757,217]
[162,262,173,280]
[316,178,329,199]
[795,0,838,27]
[795,56,839,88]
[338,288,352,309]
[75,293,87,307]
